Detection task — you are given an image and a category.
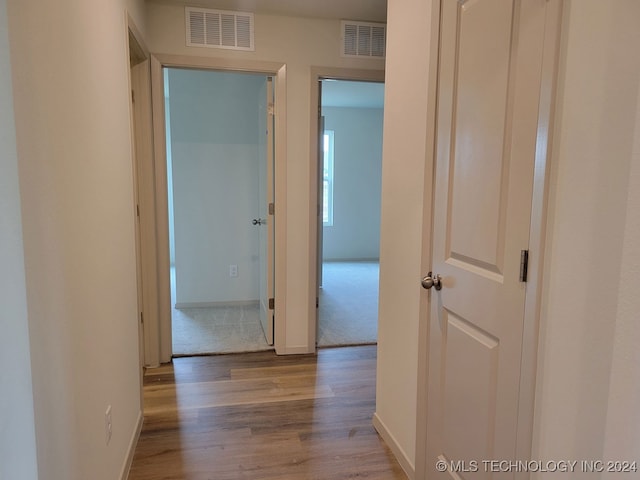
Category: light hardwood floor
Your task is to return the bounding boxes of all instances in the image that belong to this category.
[128,346,407,480]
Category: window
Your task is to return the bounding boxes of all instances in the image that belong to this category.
[323,130,335,226]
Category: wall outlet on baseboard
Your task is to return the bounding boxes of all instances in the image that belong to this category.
[105,405,112,445]
[229,264,238,277]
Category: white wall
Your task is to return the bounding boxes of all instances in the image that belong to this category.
[5,0,147,478]
[0,0,38,477]
[146,3,385,350]
[375,0,435,473]
[322,106,383,261]
[167,69,264,305]
[533,0,640,470]
[602,88,640,473]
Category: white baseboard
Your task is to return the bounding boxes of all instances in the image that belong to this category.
[372,412,415,480]
[120,410,143,480]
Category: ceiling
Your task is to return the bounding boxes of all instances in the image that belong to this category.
[146,0,388,23]
[321,80,385,109]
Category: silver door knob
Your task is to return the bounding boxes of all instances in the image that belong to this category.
[421,272,442,290]
[252,218,266,226]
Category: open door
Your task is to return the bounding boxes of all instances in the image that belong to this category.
[258,77,275,345]
[128,25,159,369]
[128,36,147,402]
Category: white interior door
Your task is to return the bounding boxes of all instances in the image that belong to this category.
[258,77,275,345]
[130,60,146,382]
[425,0,551,476]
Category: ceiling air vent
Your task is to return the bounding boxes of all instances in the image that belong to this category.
[341,21,386,59]
[186,7,254,51]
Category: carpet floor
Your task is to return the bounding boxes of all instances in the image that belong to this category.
[171,261,379,355]
[317,261,379,347]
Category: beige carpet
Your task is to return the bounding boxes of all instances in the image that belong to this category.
[317,261,379,347]
[171,261,379,355]
[172,302,271,356]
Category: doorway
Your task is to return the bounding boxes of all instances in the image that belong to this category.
[164,67,275,355]
[316,79,385,347]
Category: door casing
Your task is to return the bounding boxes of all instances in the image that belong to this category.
[414,1,563,478]
[145,54,287,362]
[308,67,385,350]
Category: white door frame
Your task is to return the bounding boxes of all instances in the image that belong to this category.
[126,14,153,410]
[414,2,563,478]
[307,67,385,350]
[148,54,288,362]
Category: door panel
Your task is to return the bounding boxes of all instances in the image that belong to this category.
[442,311,499,480]
[447,0,513,275]
[427,0,549,477]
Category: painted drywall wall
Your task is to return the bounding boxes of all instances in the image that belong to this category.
[6,0,146,478]
[602,87,640,471]
[167,69,264,305]
[145,3,385,350]
[0,0,38,477]
[322,106,383,261]
[533,0,640,470]
[375,0,435,473]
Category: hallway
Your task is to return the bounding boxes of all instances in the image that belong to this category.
[128,346,406,479]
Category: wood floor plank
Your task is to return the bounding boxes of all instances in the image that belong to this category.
[144,380,335,413]
[128,346,407,480]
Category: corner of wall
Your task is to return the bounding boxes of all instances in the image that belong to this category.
[373,413,416,480]
[0,0,39,477]
[119,410,143,480]
[532,0,640,465]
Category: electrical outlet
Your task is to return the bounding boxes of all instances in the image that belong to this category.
[229,264,238,277]
[105,405,112,445]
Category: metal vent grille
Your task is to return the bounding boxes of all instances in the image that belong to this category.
[341,21,386,58]
[186,7,254,51]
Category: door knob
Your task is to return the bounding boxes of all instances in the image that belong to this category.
[421,272,442,290]
[252,218,266,225]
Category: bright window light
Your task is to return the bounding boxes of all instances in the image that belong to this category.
[323,130,335,226]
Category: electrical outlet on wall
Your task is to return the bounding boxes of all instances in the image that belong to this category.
[229,264,238,277]
[105,405,112,445]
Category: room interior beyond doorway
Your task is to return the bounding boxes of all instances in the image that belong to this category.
[317,78,385,348]
[164,67,275,355]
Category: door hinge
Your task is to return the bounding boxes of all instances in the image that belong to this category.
[131,90,135,103]
[316,297,319,308]
[520,250,529,282]
[268,203,275,215]
[136,204,140,217]
[140,311,144,324]
[268,298,275,310]
[268,103,275,116]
